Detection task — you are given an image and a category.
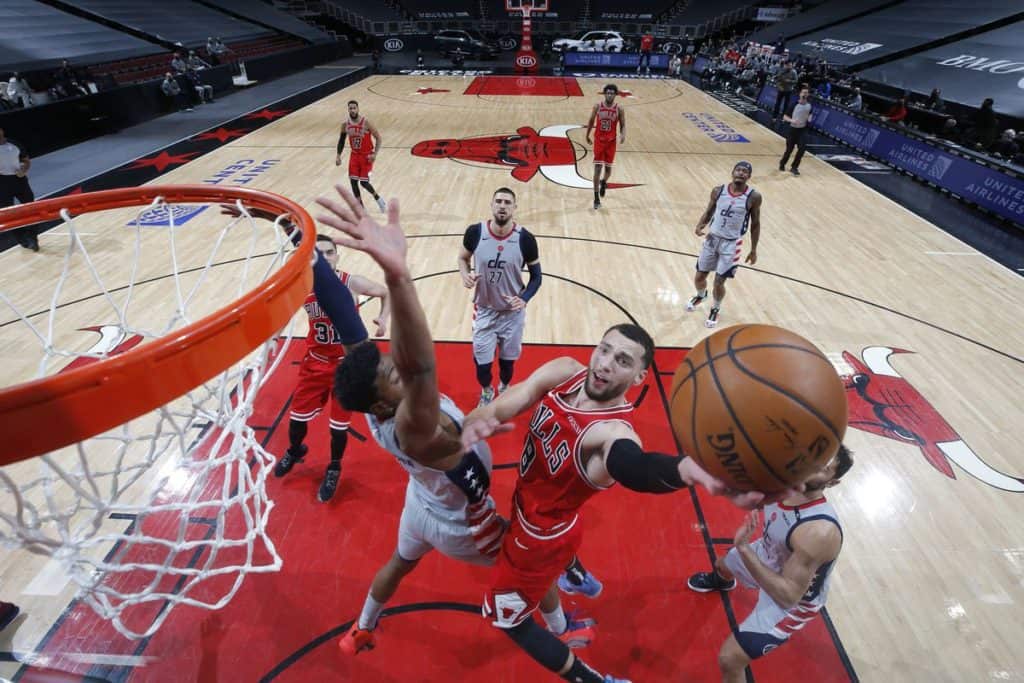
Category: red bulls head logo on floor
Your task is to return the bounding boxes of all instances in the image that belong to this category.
[842,346,1023,492]
[61,325,145,373]
[411,125,640,190]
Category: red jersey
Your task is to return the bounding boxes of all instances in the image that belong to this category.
[640,34,654,52]
[594,103,620,142]
[514,368,635,533]
[302,271,350,361]
[345,116,374,156]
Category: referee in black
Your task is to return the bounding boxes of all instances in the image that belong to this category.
[0,127,38,251]
[779,87,812,176]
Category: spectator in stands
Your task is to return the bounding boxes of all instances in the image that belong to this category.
[186,68,214,104]
[171,52,189,74]
[882,97,908,125]
[206,37,228,66]
[925,88,945,112]
[816,79,832,100]
[668,54,682,79]
[779,87,812,176]
[847,87,863,112]
[990,129,1019,160]
[451,49,465,68]
[966,98,998,150]
[0,127,39,251]
[637,32,655,76]
[938,117,960,144]
[773,38,785,56]
[372,49,382,73]
[187,51,211,71]
[416,50,425,69]
[6,73,33,109]
[772,60,798,121]
[161,72,192,112]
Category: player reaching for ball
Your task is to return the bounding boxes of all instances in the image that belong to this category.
[687,445,853,683]
[461,327,784,683]
[687,160,762,329]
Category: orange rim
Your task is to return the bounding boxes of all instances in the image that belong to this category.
[0,185,315,466]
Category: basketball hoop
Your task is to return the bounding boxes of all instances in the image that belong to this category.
[0,185,314,638]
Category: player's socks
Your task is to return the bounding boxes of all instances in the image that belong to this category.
[542,605,567,635]
[599,180,607,198]
[358,594,384,630]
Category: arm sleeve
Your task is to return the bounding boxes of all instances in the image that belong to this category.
[519,228,539,262]
[336,130,347,154]
[520,262,542,302]
[605,439,688,494]
[462,223,481,252]
[311,251,368,345]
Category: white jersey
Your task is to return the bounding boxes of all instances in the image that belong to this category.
[365,394,493,523]
[754,497,842,606]
[709,184,754,240]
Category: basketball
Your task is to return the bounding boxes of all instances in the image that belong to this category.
[670,324,848,493]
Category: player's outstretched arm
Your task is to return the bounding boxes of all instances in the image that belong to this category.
[317,185,442,456]
[461,356,583,449]
[584,421,782,510]
[733,512,841,609]
[346,274,391,337]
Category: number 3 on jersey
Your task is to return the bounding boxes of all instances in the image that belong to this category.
[312,321,342,345]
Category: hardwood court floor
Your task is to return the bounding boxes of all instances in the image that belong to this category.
[1,74,1023,682]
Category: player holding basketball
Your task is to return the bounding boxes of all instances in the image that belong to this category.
[336,100,387,213]
[585,84,625,210]
[687,160,762,329]
[687,445,853,682]
[274,234,390,502]
[457,187,542,407]
[460,328,776,683]
[311,186,597,656]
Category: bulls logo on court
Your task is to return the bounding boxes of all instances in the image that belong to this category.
[841,346,1024,492]
[411,125,640,190]
[60,325,145,373]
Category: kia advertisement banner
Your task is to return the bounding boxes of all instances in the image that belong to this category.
[860,20,1024,118]
[809,101,1024,224]
[564,52,669,69]
[791,0,1023,66]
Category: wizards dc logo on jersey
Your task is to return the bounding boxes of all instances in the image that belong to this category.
[838,347,1024,493]
[412,125,641,190]
[127,158,280,226]
[682,113,749,143]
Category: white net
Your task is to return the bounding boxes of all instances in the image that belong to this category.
[0,194,302,639]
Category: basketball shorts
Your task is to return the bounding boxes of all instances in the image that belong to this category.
[723,546,825,660]
[348,153,373,181]
[289,352,351,430]
[696,234,743,277]
[483,511,582,629]
[472,307,526,364]
[397,485,494,567]
[593,137,617,166]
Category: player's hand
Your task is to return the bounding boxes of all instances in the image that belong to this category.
[695,224,706,237]
[316,185,408,279]
[335,154,342,166]
[585,134,592,145]
[733,510,760,547]
[368,152,377,162]
[503,295,526,311]
[745,250,757,265]
[372,317,388,337]
[461,271,479,288]
[677,457,792,510]
[461,414,514,450]
[619,133,626,144]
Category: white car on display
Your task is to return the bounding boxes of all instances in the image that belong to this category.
[552,30,629,53]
